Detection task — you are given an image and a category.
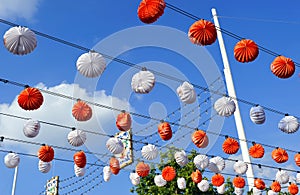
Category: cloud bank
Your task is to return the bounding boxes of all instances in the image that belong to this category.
[0,0,41,20]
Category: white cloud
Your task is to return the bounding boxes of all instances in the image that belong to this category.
[0,0,41,20]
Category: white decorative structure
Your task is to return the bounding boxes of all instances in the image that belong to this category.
[74,164,85,177]
[154,175,167,187]
[250,105,266,124]
[23,119,40,138]
[130,173,140,186]
[141,144,158,160]
[174,150,188,167]
[278,115,299,134]
[76,51,106,78]
[177,177,186,190]
[267,190,278,195]
[253,187,262,195]
[275,170,289,184]
[4,153,20,168]
[214,96,236,117]
[67,129,87,147]
[197,180,210,192]
[103,166,112,182]
[106,137,124,154]
[131,69,155,94]
[208,156,225,173]
[233,160,248,175]
[217,183,226,194]
[177,81,197,104]
[234,187,244,195]
[193,154,209,170]
[38,160,51,173]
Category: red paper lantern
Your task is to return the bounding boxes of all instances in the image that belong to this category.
[234,39,259,63]
[271,56,295,78]
[72,100,92,121]
[38,145,54,162]
[136,162,150,177]
[249,143,265,158]
[233,176,245,188]
[271,181,281,192]
[192,130,209,148]
[158,122,172,141]
[254,178,265,190]
[110,157,120,175]
[162,166,176,181]
[116,112,132,131]
[288,183,299,195]
[222,137,239,154]
[294,153,300,167]
[73,151,86,168]
[272,147,288,163]
[137,0,165,24]
[211,174,224,187]
[18,87,43,110]
[188,19,217,46]
[191,170,202,184]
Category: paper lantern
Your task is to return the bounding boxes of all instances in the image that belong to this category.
[297,172,300,183]
[208,156,225,173]
[249,143,265,158]
[234,39,259,63]
[137,0,166,24]
[130,172,140,186]
[103,166,111,182]
[177,81,197,104]
[191,129,209,148]
[217,183,226,194]
[4,152,20,168]
[294,153,300,167]
[174,150,188,166]
[141,144,158,160]
[191,170,202,184]
[271,181,281,192]
[38,145,54,162]
[278,115,299,134]
[214,96,236,117]
[188,19,217,46]
[154,175,167,187]
[110,157,120,175]
[18,87,43,111]
[250,105,266,124]
[162,166,176,181]
[254,178,265,190]
[253,187,263,195]
[76,51,106,78]
[211,174,225,187]
[288,183,299,195]
[271,56,295,79]
[222,137,239,154]
[38,160,51,173]
[272,148,288,163]
[74,164,85,177]
[194,154,209,170]
[234,187,244,195]
[233,176,245,188]
[116,112,132,131]
[3,26,37,55]
[136,162,150,177]
[131,69,155,94]
[268,190,278,195]
[106,137,124,155]
[67,129,87,147]
[177,177,186,190]
[275,170,289,184]
[23,119,40,138]
[158,122,172,141]
[197,179,209,192]
[72,100,92,122]
[233,160,248,175]
[73,151,86,168]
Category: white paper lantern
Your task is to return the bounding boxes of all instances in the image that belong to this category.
[67,130,87,147]
[106,137,124,154]
[177,177,186,190]
[275,170,289,184]
[4,152,20,168]
[141,144,158,160]
[194,154,209,170]
[233,160,248,175]
[208,156,225,173]
[214,96,236,117]
[278,115,299,134]
[234,187,244,195]
[177,81,197,104]
[268,190,278,195]
[217,183,226,194]
[154,175,167,187]
[38,160,51,173]
[174,150,188,167]
[197,180,210,192]
[131,69,155,94]
[3,26,37,55]
[23,119,40,138]
[296,172,300,183]
[250,105,266,124]
[76,51,106,78]
[130,172,140,186]
[103,166,111,182]
[74,164,85,177]
[253,187,262,195]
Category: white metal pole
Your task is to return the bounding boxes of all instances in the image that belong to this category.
[11,165,18,195]
[211,8,254,190]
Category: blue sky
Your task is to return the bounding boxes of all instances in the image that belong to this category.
[0,0,299,194]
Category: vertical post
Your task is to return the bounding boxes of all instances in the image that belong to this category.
[211,8,254,190]
[11,166,18,195]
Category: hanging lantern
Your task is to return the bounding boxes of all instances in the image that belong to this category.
[249,143,265,158]
[249,105,266,124]
[294,153,300,167]
[38,160,51,173]
[253,187,263,195]
[103,166,112,182]
[141,144,158,160]
[275,170,289,184]
[214,96,236,117]
[23,119,41,138]
[270,55,295,79]
[110,157,120,175]
[174,150,188,166]
[74,164,85,177]
[67,129,87,147]
[188,19,217,46]
[4,152,20,168]
[278,115,299,134]
[162,166,176,181]
[18,87,43,111]
[254,178,265,190]
[158,121,172,141]
[76,51,106,78]
[272,147,288,163]
[234,39,259,63]
[191,169,202,184]
[194,154,209,170]
[288,183,299,195]
[222,137,240,154]
[131,68,155,94]
[233,176,245,188]
[73,151,86,168]
[130,172,140,186]
[177,177,186,190]
[197,179,210,192]
[177,81,197,104]
[136,162,150,177]
[208,156,225,173]
[3,26,37,55]
[137,0,166,24]
[233,160,248,175]
[116,111,132,131]
[154,175,167,187]
[38,145,54,162]
[234,187,244,195]
[72,100,92,122]
[211,173,225,187]
[267,190,278,195]
[217,183,226,194]
[270,181,281,192]
[106,137,124,155]
[191,129,209,148]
